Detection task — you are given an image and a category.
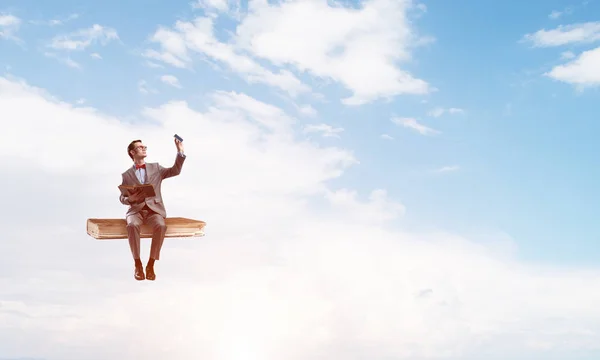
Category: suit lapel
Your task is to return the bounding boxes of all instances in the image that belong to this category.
[146,163,155,184]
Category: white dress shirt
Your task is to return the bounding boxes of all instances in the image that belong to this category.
[133,151,185,184]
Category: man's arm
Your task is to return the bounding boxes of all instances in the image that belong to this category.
[119,174,131,205]
[159,151,186,179]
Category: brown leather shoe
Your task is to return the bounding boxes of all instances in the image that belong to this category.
[146,266,156,281]
[135,265,145,281]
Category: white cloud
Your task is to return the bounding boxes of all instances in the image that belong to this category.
[427,107,464,117]
[545,46,600,86]
[145,0,433,105]
[193,0,230,11]
[145,61,164,69]
[297,104,317,117]
[523,22,600,88]
[144,18,310,97]
[49,24,119,51]
[233,0,432,105]
[303,123,344,138]
[549,10,563,19]
[64,58,81,68]
[561,50,576,59]
[30,13,79,26]
[43,52,82,69]
[0,13,21,41]
[160,74,182,88]
[193,0,241,16]
[143,48,188,68]
[548,6,574,20]
[138,80,158,94]
[428,107,445,117]
[381,133,394,140]
[142,26,191,68]
[90,52,102,59]
[522,22,600,47]
[0,13,20,28]
[392,116,439,136]
[435,165,459,173]
[324,188,405,223]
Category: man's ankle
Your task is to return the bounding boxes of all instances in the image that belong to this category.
[134,258,143,267]
[147,258,155,268]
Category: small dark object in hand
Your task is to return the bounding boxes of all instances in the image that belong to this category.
[174,134,183,142]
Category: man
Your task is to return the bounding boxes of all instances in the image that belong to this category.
[119,138,186,281]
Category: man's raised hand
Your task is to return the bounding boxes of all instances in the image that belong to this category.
[174,138,184,153]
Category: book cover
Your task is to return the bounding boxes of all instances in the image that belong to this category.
[118,184,156,198]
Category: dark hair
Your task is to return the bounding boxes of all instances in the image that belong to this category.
[127,139,142,160]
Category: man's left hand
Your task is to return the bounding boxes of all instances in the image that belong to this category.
[175,138,184,153]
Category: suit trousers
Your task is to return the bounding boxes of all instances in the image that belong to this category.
[126,205,167,261]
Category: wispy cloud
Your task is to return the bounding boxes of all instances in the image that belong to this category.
[0,14,21,43]
[434,165,460,173]
[548,5,575,20]
[193,0,240,14]
[427,107,464,117]
[392,117,439,136]
[561,51,576,60]
[549,10,563,19]
[303,123,344,138]
[145,61,164,69]
[30,13,79,26]
[160,75,182,88]
[138,80,158,94]
[48,24,119,51]
[297,104,317,117]
[143,18,310,98]
[522,22,600,47]
[43,52,81,69]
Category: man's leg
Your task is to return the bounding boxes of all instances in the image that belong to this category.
[126,212,145,280]
[145,213,166,280]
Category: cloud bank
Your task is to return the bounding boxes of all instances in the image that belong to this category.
[2,75,600,359]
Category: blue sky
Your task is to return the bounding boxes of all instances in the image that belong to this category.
[4,0,598,266]
[2,0,600,358]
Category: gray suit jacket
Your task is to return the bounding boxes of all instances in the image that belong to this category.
[120,153,186,218]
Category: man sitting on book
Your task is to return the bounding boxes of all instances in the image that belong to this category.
[119,138,186,281]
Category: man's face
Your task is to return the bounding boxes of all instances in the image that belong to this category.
[132,142,147,159]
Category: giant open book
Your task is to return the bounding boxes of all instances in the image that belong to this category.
[118,183,156,198]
